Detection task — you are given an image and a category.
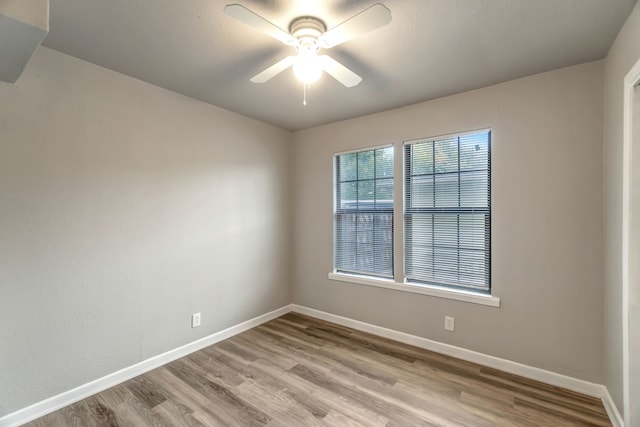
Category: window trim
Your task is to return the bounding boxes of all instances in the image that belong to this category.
[328,272,500,307]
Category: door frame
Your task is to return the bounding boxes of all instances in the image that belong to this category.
[622,57,640,427]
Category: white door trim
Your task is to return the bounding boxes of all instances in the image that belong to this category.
[622,56,640,427]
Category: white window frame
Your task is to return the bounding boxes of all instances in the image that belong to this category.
[403,129,492,292]
[333,144,395,279]
[330,131,499,308]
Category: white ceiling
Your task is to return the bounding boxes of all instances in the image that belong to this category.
[42,0,637,131]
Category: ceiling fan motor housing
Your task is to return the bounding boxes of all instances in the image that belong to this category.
[290,17,326,54]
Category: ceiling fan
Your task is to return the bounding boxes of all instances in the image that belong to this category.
[223,3,392,88]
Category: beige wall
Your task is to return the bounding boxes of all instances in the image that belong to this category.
[0,47,292,416]
[603,1,640,418]
[0,0,49,29]
[292,61,604,383]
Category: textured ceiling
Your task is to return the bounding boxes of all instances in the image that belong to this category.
[42,0,637,131]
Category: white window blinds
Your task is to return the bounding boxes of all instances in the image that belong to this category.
[334,146,394,278]
[404,130,491,292]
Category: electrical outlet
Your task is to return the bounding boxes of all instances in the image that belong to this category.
[444,316,455,331]
[191,312,201,328]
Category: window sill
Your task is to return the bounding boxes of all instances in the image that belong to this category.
[328,272,501,307]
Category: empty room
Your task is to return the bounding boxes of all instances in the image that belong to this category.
[1,0,640,426]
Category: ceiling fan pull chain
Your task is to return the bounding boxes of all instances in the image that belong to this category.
[303,84,307,106]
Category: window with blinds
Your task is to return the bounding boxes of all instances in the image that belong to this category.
[404,130,491,292]
[334,146,394,278]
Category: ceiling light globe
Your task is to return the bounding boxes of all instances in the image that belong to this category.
[293,55,322,84]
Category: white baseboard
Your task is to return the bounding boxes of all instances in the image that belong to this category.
[0,304,293,427]
[601,386,624,427]
[291,304,623,426]
[2,303,624,427]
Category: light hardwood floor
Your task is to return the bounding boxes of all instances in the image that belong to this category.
[25,313,612,426]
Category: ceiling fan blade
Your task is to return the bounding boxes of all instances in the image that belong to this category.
[250,56,297,83]
[318,3,391,48]
[224,4,297,45]
[318,55,362,88]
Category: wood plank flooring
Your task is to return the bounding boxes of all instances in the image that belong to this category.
[24,313,612,426]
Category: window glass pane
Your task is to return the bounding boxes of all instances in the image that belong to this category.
[459,250,487,286]
[339,182,357,209]
[405,245,433,276]
[434,174,459,207]
[335,213,357,270]
[375,178,393,207]
[433,247,459,281]
[373,212,394,273]
[358,180,375,207]
[358,150,375,180]
[460,133,489,172]
[460,171,488,207]
[376,147,394,178]
[459,214,487,250]
[340,153,357,181]
[434,138,458,173]
[406,214,433,246]
[411,141,433,175]
[356,213,374,271]
[409,175,434,208]
[432,214,458,249]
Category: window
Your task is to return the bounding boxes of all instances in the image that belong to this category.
[404,130,491,293]
[334,146,394,278]
[331,130,495,305]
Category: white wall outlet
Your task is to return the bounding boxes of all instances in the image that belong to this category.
[191,312,201,328]
[444,316,455,331]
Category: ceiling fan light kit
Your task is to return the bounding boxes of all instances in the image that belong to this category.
[223,2,392,101]
[290,17,325,84]
[293,54,322,84]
